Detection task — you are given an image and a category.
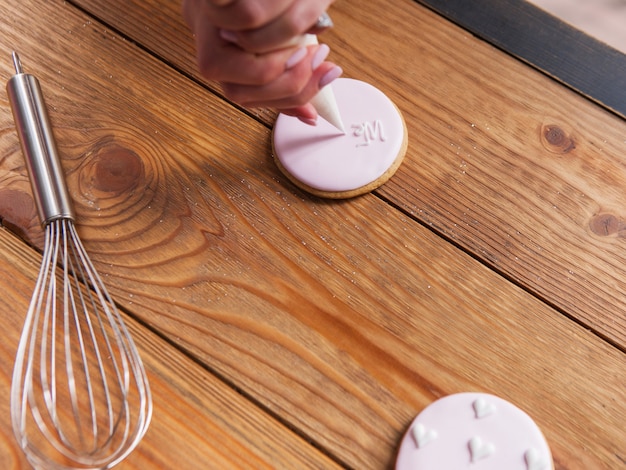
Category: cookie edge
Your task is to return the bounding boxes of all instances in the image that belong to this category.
[272,101,408,199]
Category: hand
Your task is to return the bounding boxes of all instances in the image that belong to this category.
[183,0,336,53]
[182,0,342,124]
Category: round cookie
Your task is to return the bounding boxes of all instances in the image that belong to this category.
[396,393,553,470]
[272,78,408,199]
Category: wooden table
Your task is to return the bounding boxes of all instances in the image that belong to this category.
[0,0,624,468]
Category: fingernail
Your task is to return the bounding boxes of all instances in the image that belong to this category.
[311,44,330,70]
[285,47,308,69]
[319,66,343,88]
[298,116,318,126]
[219,29,238,44]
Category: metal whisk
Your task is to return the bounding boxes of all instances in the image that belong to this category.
[6,52,152,469]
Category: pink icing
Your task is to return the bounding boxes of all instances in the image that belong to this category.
[395,393,552,470]
[273,78,405,192]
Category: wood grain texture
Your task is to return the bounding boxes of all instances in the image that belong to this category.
[0,226,342,469]
[345,0,626,349]
[0,0,625,469]
[68,0,626,353]
[416,0,626,118]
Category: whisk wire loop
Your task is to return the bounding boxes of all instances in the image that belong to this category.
[11,219,152,470]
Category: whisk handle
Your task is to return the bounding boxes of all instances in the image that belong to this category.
[6,52,74,225]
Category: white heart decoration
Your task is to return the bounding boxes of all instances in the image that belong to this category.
[525,448,549,470]
[469,436,496,462]
[473,398,497,419]
[411,422,438,449]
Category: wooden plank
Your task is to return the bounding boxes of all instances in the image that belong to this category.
[0,0,625,468]
[67,0,626,353]
[348,0,626,349]
[416,0,626,119]
[0,226,343,469]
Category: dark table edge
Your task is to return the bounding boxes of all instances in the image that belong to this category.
[415,0,626,121]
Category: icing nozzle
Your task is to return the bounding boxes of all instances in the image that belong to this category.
[311,84,345,133]
[299,34,345,133]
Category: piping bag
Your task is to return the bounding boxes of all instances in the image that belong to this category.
[299,34,345,132]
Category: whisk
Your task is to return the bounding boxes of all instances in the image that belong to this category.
[6,52,152,469]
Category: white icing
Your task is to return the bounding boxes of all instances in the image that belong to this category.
[352,120,387,147]
[473,398,497,419]
[525,448,549,470]
[273,78,405,193]
[411,423,437,449]
[395,393,552,470]
[469,436,496,462]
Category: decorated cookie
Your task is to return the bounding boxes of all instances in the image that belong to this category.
[272,78,408,199]
[396,393,553,470]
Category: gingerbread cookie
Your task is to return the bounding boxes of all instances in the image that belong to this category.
[396,393,553,469]
[272,78,408,199]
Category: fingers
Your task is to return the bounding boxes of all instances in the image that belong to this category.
[220,0,336,53]
[207,0,235,6]
[185,0,336,53]
[191,23,295,86]
[187,0,294,31]
[182,0,342,123]
[191,23,338,89]
[222,58,343,112]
